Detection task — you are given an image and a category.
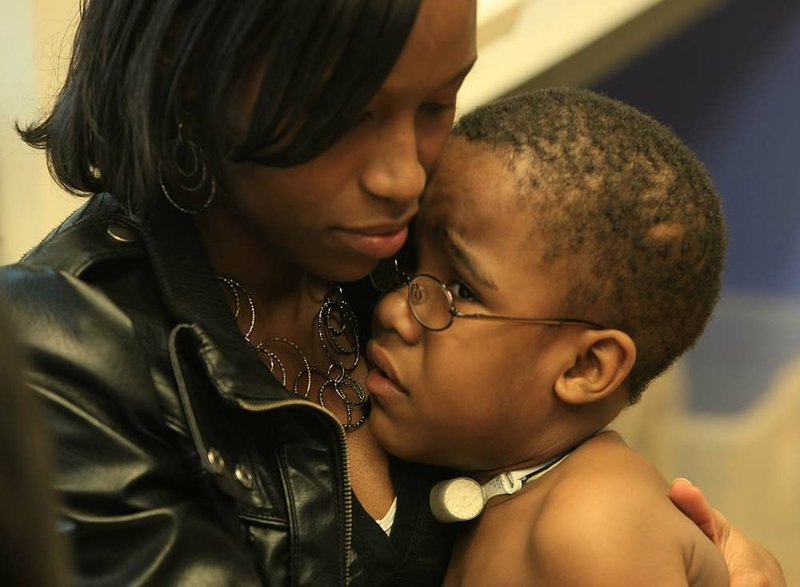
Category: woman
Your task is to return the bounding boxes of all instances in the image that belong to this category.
[1,0,784,585]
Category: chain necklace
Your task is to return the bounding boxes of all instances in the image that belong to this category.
[218,276,369,431]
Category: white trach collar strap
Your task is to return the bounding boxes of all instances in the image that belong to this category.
[429,449,575,523]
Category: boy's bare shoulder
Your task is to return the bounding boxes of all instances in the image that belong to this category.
[528,430,728,586]
[534,430,670,535]
[553,429,668,494]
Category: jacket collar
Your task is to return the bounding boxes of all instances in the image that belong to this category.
[140,196,290,404]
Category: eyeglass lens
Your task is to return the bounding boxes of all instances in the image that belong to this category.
[408,275,453,330]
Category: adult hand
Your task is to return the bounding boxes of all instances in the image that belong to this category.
[669,478,787,586]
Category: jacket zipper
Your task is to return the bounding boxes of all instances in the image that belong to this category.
[236,398,353,587]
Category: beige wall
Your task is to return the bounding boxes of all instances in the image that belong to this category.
[0,0,81,264]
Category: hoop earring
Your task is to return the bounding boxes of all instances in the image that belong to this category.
[369,257,401,292]
[159,121,216,214]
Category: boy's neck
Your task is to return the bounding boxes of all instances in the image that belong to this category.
[476,435,594,485]
[469,427,604,485]
[467,396,628,484]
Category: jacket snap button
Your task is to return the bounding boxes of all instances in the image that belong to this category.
[235,464,254,490]
[207,448,225,474]
[106,223,138,243]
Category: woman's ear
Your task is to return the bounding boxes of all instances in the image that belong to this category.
[554,329,636,406]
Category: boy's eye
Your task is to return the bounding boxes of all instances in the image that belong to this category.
[449,280,479,304]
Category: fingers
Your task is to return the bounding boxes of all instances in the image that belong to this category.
[669,479,787,585]
[669,477,719,543]
[726,525,787,587]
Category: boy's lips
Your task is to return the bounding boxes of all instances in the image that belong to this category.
[365,341,408,397]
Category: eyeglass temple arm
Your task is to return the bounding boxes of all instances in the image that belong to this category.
[451,310,605,330]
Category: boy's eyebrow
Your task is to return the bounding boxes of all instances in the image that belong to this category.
[444,228,497,290]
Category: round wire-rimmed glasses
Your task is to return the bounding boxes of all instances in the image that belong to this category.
[402,273,606,332]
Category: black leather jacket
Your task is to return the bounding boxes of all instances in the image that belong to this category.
[0,194,449,585]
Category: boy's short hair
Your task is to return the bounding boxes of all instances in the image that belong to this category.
[453,88,726,402]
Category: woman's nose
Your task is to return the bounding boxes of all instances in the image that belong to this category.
[373,286,425,345]
[360,119,426,206]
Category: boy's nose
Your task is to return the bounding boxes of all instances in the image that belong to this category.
[374,286,425,345]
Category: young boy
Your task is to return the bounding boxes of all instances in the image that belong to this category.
[365,88,730,585]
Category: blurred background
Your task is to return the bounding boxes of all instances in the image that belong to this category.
[2,0,798,582]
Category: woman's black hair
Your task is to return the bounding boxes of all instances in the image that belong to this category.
[18,0,423,214]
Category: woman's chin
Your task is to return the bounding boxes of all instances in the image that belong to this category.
[311,256,381,285]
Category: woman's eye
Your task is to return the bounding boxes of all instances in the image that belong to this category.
[351,109,376,129]
[419,102,455,116]
[449,281,479,303]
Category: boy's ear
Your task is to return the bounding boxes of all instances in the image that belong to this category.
[554,330,636,406]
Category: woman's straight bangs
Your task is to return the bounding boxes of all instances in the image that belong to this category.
[230,0,423,167]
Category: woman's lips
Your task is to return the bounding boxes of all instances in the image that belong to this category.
[336,225,409,259]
